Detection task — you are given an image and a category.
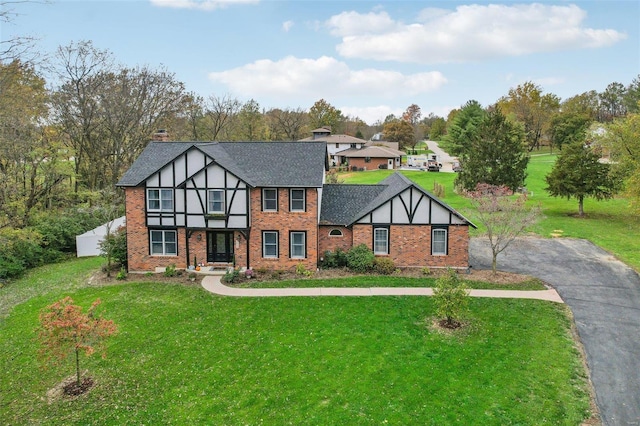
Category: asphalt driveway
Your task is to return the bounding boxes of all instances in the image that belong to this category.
[470,237,640,426]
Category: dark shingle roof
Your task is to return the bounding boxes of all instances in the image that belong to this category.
[320,184,387,225]
[320,172,476,227]
[117,141,328,188]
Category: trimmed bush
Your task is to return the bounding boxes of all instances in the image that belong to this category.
[321,248,348,269]
[374,257,396,275]
[346,244,375,273]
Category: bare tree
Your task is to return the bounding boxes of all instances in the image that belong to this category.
[265,107,308,141]
[205,94,241,140]
[467,184,541,273]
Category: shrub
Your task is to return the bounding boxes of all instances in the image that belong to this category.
[222,269,240,284]
[433,269,469,328]
[421,267,432,276]
[99,226,127,268]
[164,264,177,277]
[0,228,44,279]
[116,267,127,280]
[374,257,396,275]
[295,263,313,277]
[321,248,348,269]
[346,244,375,273]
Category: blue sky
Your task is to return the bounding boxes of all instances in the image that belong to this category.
[4,0,639,124]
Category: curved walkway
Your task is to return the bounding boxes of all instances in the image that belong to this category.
[470,237,640,426]
[201,275,563,302]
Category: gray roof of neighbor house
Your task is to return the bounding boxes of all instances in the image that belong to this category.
[320,172,476,227]
[299,134,368,144]
[117,141,328,188]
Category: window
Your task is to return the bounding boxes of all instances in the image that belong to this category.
[373,227,389,255]
[263,231,278,258]
[432,228,448,255]
[262,188,278,211]
[335,143,339,148]
[329,229,343,237]
[208,190,225,214]
[350,143,356,148]
[365,156,371,163]
[290,231,306,258]
[147,189,173,211]
[150,230,177,255]
[290,189,305,212]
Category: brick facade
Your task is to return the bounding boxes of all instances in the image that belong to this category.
[248,187,319,272]
[318,226,353,257]
[348,157,395,170]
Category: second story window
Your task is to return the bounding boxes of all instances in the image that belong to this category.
[262,188,278,211]
[290,189,305,212]
[147,189,173,211]
[208,190,225,214]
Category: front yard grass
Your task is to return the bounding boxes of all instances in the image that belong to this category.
[0,260,593,425]
[241,275,547,291]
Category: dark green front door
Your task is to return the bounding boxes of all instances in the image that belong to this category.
[207,231,234,263]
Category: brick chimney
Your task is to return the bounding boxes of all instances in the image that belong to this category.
[152,129,169,142]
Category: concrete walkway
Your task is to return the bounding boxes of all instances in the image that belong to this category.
[201,275,564,303]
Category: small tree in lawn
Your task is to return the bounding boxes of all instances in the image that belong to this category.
[37,297,118,394]
[468,184,541,273]
[545,140,620,217]
[433,269,469,329]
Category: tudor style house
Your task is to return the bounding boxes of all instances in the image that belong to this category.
[117,141,475,272]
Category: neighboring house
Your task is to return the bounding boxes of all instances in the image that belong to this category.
[116,141,475,272]
[300,127,399,167]
[339,145,405,170]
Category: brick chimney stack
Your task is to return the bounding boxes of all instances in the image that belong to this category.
[152,129,169,142]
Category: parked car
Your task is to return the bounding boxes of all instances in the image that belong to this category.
[452,161,462,172]
[427,159,441,172]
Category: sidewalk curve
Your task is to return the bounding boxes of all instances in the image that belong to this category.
[201,275,564,303]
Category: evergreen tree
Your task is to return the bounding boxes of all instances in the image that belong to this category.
[442,100,485,156]
[455,107,528,192]
[545,141,619,216]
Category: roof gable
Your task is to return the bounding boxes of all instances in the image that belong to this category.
[320,172,476,228]
[117,141,328,188]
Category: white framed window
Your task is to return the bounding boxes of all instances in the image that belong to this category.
[263,231,278,258]
[432,228,448,255]
[208,190,225,214]
[150,230,177,255]
[290,189,305,212]
[373,227,389,255]
[290,231,306,259]
[329,229,343,237]
[147,189,173,211]
[262,188,278,211]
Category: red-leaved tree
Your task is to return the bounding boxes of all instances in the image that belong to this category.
[37,297,118,390]
[467,184,541,273]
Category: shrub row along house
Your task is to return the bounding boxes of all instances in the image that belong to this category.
[116,140,476,272]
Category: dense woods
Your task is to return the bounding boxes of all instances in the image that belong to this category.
[1,32,639,280]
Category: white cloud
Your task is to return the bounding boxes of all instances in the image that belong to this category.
[327,4,626,63]
[208,56,447,100]
[149,0,258,11]
[282,20,294,32]
[340,105,403,125]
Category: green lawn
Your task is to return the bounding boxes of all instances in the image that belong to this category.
[243,275,547,291]
[341,153,640,271]
[1,265,591,424]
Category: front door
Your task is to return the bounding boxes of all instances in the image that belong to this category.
[207,231,234,263]
[388,159,394,169]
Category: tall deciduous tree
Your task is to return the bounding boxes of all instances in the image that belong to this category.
[599,82,627,121]
[498,81,560,151]
[37,297,118,391]
[382,119,414,150]
[265,107,308,141]
[545,141,619,216]
[623,75,640,114]
[455,107,529,192]
[549,110,592,152]
[308,99,343,132]
[205,94,241,141]
[402,103,422,150]
[235,99,265,141]
[467,184,541,273]
[0,61,69,227]
[601,112,640,212]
